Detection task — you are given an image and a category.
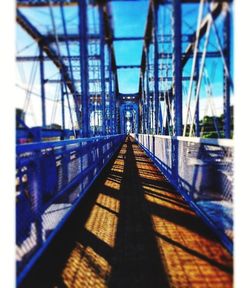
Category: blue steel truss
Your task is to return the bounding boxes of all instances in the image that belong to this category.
[16,0,234,285]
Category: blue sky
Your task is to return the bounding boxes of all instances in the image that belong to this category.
[111,0,149,93]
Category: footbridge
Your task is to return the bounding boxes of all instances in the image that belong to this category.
[16,0,233,287]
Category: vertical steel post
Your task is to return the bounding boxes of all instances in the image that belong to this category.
[99,5,106,135]
[60,77,65,133]
[136,105,139,135]
[141,73,146,134]
[223,8,231,139]
[120,106,124,134]
[195,58,200,137]
[39,44,46,128]
[109,49,114,135]
[153,2,159,134]
[79,0,89,137]
[172,0,182,136]
[114,77,118,134]
[145,47,150,134]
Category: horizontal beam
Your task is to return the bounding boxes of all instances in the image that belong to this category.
[17,50,222,64]
[116,65,141,69]
[41,34,192,43]
[45,78,110,84]
[16,55,97,61]
[17,0,78,7]
[13,55,103,62]
[148,76,195,81]
[159,51,222,59]
[119,93,139,97]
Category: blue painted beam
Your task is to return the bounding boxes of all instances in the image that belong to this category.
[153,2,159,135]
[172,0,182,136]
[78,0,89,137]
[223,8,231,139]
[145,47,150,133]
[39,45,46,128]
[60,78,65,131]
[195,58,200,137]
[99,5,106,136]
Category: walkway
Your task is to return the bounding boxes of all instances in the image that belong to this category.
[20,136,233,288]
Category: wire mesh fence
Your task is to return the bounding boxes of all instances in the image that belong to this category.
[133,133,233,249]
[16,134,125,275]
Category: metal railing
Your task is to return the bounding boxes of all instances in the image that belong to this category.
[132,133,233,251]
[16,134,125,280]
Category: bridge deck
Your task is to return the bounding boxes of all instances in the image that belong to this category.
[21,136,233,288]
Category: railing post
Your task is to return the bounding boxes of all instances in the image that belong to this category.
[62,146,69,188]
[171,137,179,188]
[29,152,43,246]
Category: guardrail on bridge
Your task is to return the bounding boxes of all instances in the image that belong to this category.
[16,134,126,283]
[131,133,233,252]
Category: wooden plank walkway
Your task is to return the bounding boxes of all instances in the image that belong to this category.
[20,136,233,288]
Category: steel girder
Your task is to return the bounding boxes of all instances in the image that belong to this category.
[16,51,222,63]
[172,0,182,136]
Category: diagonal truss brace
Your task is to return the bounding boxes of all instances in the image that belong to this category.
[16,9,81,127]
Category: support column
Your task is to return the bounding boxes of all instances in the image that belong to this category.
[141,73,146,134]
[60,77,65,131]
[39,44,46,128]
[79,0,89,137]
[99,5,106,136]
[153,2,159,134]
[172,0,182,136]
[223,7,231,139]
[145,47,150,134]
[114,77,119,134]
[109,49,114,135]
[195,58,200,137]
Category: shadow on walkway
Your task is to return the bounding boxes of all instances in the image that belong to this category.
[19,137,232,288]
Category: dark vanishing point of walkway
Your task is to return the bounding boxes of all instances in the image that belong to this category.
[21,137,233,288]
